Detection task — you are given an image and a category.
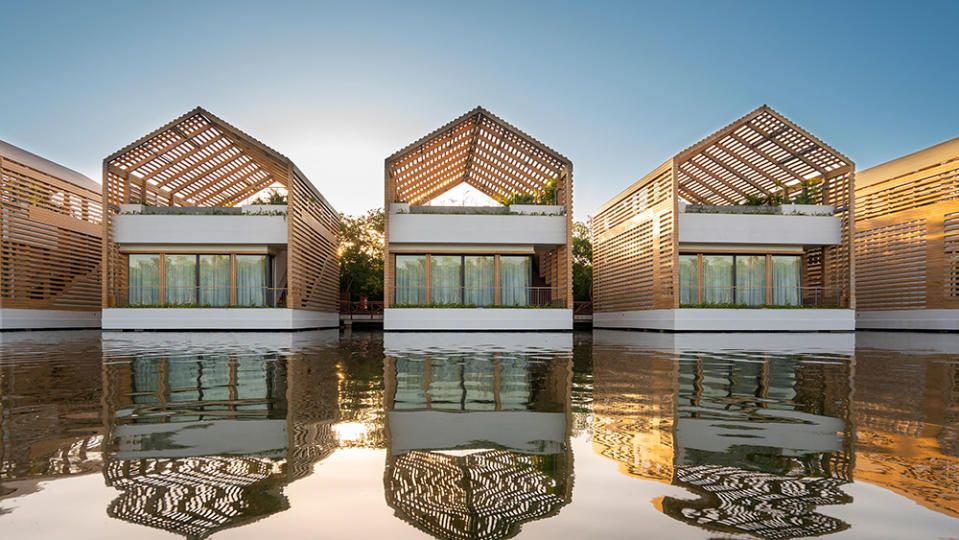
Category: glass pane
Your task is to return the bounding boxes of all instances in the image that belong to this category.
[772,255,801,306]
[464,256,494,306]
[678,254,698,305]
[395,255,426,305]
[702,255,733,304]
[735,255,767,306]
[430,255,463,305]
[500,256,530,306]
[164,254,197,305]
[199,254,231,307]
[127,254,160,305]
[236,255,268,306]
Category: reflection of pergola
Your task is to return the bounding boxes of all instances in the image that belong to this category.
[102,107,339,311]
[593,105,856,312]
[383,107,574,308]
[662,464,851,539]
[385,449,570,540]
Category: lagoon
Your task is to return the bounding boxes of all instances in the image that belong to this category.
[1,330,957,539]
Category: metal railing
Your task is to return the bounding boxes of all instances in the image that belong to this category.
[679,286,845,307]
[340,299,385,318]
[392,286,565,307]
[112,286,287,308]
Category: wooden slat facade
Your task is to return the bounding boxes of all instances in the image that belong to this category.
[102,107,339,311]
[592,106,855,313]
[854,136,959,310]
[384,107,573,308]
[0,142,103,312]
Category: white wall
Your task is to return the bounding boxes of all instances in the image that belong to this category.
[384,308,572,331]
[388,411,567,454]
[113,214,288,245]
[383,331,573,352]
[856,309,959,331]
[678,213,841,246]
[593,308,855,331]
[0,308,101,330]
[102,308,338,330]
[388,213,566,245]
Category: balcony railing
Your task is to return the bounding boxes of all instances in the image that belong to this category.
[112,286,287,308]
[679,286,845,308]
[392,286,565,307]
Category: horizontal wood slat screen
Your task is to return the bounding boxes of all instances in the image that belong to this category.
[855,140,959,310]
[1,152,102,311]
[593,106,855,312]
[103,108,338,311]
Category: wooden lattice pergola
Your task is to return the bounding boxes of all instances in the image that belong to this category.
[593,105,855,313]
[383,107,573,307]
[102,107,339,311]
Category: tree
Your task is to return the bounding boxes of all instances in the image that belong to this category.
[339,208,385,300]
[572,221,592,301]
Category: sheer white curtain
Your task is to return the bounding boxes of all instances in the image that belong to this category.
[772,255,801,306]
[128,254,160,305]
[164,254,196,305]
[500,256,530,306]
[464,256,494,306]
[430,255,462,305]
[702,255,733,304]
[678,254,698,305]
[395,255,426,305]
[236,255,267,306]
[199,254,230,306]
[735,255,766,306]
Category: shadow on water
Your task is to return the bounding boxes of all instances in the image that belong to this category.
[0,329,957,539]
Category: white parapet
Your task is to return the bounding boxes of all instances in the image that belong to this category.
[384,308,573,331]
[855,309,959,331]
[388,213,566,245]
[593,308,855,332]
[0,308,101,330]
[113,214,288,245]
[102,308,338,330]
[678,213,841,246]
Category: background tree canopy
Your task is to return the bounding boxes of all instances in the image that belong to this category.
[572,221,592,302]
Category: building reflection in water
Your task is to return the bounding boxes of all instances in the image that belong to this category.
[853,333,959,518]
[100,330,341,539]
[0,331,104,502]
[591,331,855,539]
[382,332,573,540]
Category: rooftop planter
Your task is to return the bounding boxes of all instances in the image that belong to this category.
[114,204,288,245]
[678,204,841,246]
[388,204,566,245]
[681,203,834,216]
[390,203,564,216]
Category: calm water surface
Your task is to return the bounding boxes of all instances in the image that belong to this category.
[1,330,957,539]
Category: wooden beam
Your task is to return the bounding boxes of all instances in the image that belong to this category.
[746,120,827,176]
[728,132,806,184]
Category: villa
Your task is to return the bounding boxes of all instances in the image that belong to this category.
[0,140,102,329]
[854,136,959,330]
[383,107,574,330]
[100,107,340,330]
[592,106,856,331]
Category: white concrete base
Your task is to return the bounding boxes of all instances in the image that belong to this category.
[383,331,573,353]
[593,308,855,332]
[383,308,573,331]
[102,308,338,330]
[0,308,100,330]
[856,309,959,331]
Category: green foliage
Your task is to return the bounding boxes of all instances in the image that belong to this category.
[679,303,840,309]
[250,188,288,205]
[572,221,592,301]
[740,177,824,206]
[499,178,558,206]
[391,303,565,309]
[339,208,385,301]
[741,192,789,206]
[792,177,823,205]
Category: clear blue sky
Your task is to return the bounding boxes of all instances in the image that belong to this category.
[2,0,957,219]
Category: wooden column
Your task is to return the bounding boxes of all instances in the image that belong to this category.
[229,254,237,305]
[765,253,773,305]
[696,253,703,304]
[158,253,166,305]
[494,254,502,305]
[424,254,431,305]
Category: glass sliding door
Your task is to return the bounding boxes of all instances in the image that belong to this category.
[165,254,197,305]
[430,255,463,305]
[772,255,801,306]
[236,255,268,306]
[128,254,160,305]
[500,256,530,306]
[678,254,698,305]
[735,255,766,306]
[464,255,494,306]
[199,254,231,306]
[395,255,426,305]
[702,255,733,304]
